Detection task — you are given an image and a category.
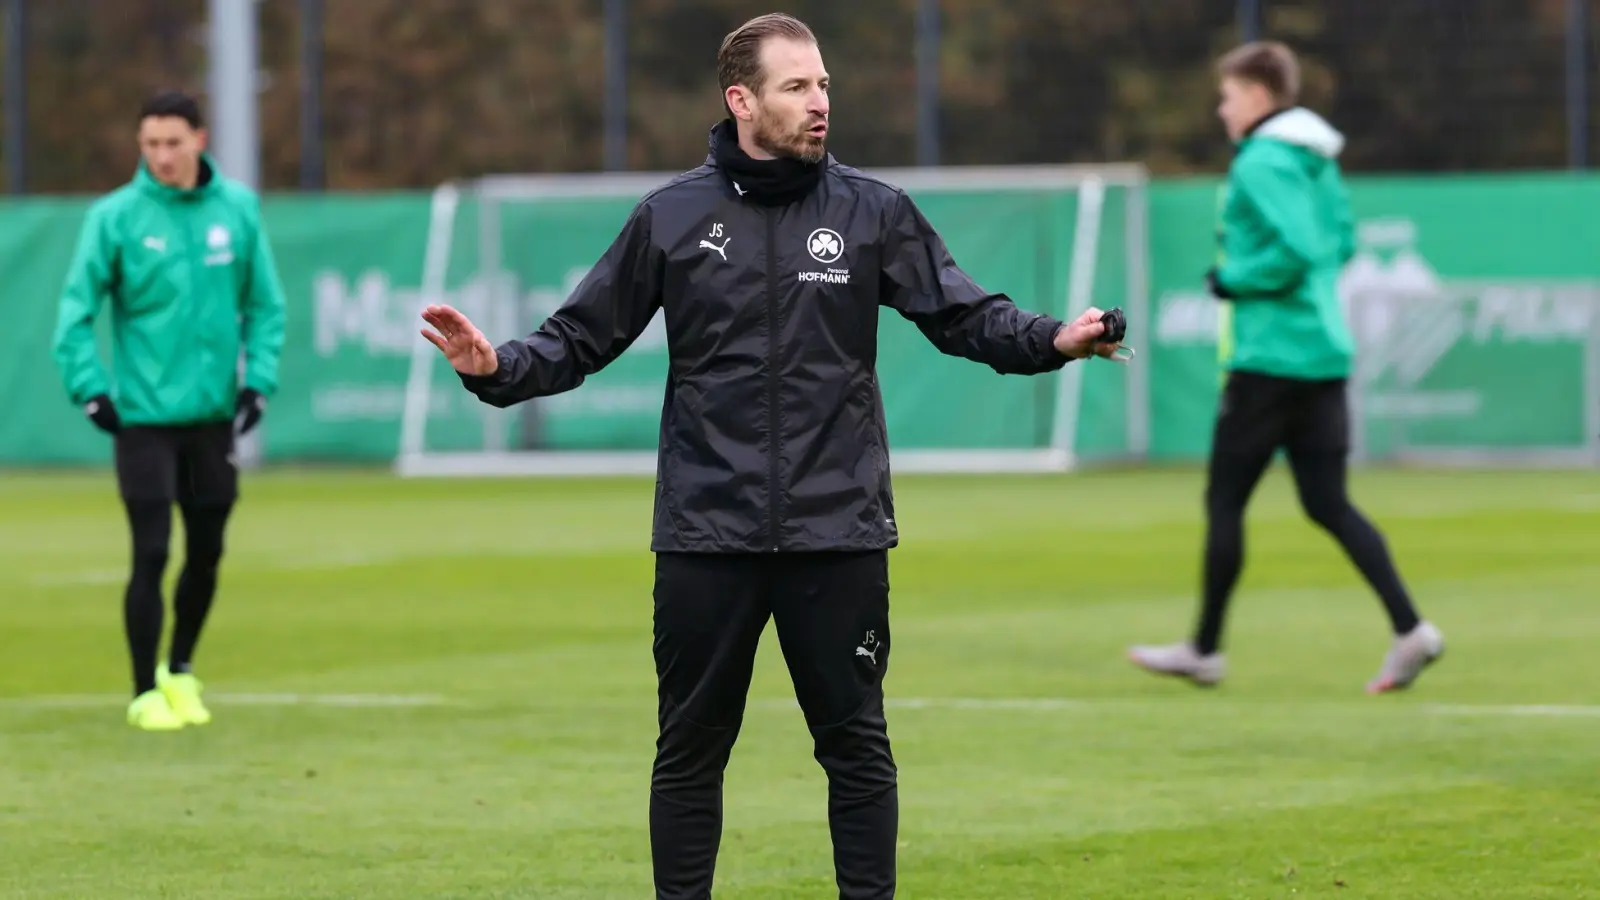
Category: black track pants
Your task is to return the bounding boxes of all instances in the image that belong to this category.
[649,550,898,900]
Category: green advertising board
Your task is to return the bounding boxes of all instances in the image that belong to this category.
[1,171,1595,470]
[1144,173,1600,463]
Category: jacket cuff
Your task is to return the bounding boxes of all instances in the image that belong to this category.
[1032,315,1074,363]
[72,384,110,407]
[1207,267,1238,299]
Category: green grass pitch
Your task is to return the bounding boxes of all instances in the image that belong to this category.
[2,465,1598,898]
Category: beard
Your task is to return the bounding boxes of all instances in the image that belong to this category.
[752,110,826,164]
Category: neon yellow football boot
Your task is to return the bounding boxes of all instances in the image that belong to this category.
[157,663,212,726]
[127,689,186,731]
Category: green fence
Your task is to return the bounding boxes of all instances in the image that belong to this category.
[3,172,1597,469]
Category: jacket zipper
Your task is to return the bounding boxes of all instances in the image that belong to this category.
[184,209,207,419]
[765,208,780,552]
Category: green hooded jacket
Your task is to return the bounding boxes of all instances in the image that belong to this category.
[1213,107,1357,381]
[51,155,287,426]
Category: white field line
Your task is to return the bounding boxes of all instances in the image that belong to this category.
[7,692,1598,719]
[886,697,1094,712]
[27,552,411,586]
[0,692,453,710]
[29,569,126,586]
[752,696,1600,719]
[24,543,637,586]
[1422,703,1600,719]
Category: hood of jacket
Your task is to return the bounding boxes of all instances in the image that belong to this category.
[1247,107,1345,159]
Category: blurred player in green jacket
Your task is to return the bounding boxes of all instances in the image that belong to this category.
[1128,42,1443,694]
[52,90,287,731]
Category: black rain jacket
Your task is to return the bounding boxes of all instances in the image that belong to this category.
[459,126,1077,553]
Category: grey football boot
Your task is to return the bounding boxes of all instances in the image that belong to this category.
[1366,621,1445,694]
[1127,641,1226,687]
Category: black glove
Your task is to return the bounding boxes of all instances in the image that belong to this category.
[236,388,266,435]
[84,393,121,434]
[1204,267,1236,300]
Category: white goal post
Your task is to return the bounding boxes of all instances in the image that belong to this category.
[395,163,1151,478]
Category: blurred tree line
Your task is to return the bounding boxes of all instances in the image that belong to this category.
[0,0,1588,193]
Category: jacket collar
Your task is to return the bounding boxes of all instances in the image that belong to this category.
[135,154,220,201]
[1235,106,1290,148]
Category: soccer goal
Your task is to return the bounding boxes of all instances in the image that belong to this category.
[395,163,1151,478]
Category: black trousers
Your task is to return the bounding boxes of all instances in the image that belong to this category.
[650,550,897,900]
[1196,371,1420,654]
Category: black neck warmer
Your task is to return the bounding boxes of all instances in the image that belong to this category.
[708,118,826,206]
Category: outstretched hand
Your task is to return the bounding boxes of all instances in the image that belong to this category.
[421,304,499,376]
[1053,307,1124,360]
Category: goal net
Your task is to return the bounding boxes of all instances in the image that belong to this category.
[395,164,1151,478]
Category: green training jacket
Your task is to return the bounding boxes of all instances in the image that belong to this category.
[1213,107,1357,381]
[52,155,287,427]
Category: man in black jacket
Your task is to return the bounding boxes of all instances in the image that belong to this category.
[419,13,1120,899]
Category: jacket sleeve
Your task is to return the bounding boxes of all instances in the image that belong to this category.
[460,200,663,407]
[51,203,116,405]
[879,190,1071,375]
[1214,148,1317,298]
[1333,170,1357,266]
[241,196,288,397]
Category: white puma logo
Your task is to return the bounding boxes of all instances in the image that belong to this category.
[855,644,878,665]
[698,237,730,261]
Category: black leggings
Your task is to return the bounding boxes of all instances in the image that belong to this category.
[1194,447,1420,655]
[124,500,233,695]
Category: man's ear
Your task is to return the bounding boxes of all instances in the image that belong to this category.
[725,86,756,122]
[194,127,209,151]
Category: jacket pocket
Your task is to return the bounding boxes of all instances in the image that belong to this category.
[862,377,895,526]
